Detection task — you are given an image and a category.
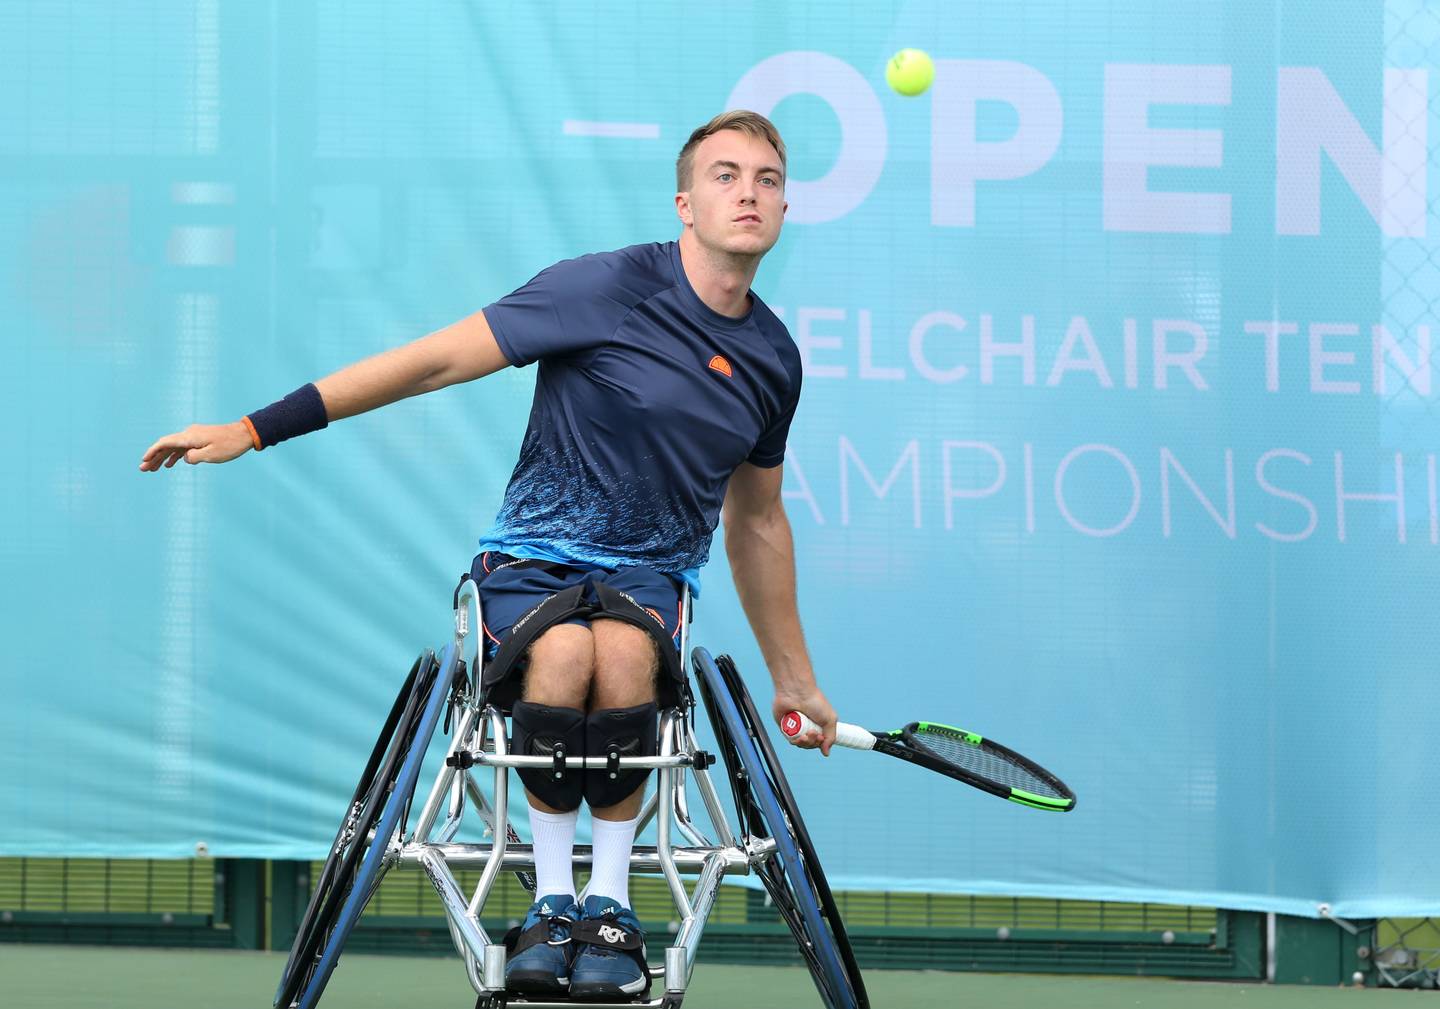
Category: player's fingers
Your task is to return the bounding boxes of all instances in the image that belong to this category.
[142,431,198,470]
[140,438,179,470]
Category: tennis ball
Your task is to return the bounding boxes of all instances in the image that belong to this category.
[886,48,935,97]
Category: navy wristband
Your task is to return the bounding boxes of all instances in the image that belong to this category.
[246,383,329,449]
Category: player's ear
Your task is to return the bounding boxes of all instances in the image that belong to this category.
[675,192,693,226]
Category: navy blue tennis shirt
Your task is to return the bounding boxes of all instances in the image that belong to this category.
[477,241,802,594]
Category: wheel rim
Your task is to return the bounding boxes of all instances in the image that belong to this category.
[693,647,867,1009]
[716,654,868,1009]
[275,648,450,1009]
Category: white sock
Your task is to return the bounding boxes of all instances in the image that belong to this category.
[586,813,640,909]
[528,805,578,903]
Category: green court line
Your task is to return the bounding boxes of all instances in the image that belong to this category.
[0,945,1391,1009]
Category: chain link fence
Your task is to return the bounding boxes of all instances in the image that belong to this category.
[1371,1,1440,985]
[1373,918,1440,988]
[1372,1,1440,989]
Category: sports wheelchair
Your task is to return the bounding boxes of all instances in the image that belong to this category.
[274,577,868,1009]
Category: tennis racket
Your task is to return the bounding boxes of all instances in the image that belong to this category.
[781,711,1076,812]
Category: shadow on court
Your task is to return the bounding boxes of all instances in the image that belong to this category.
[0,945,1400,1008]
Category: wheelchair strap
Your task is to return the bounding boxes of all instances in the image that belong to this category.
[571,917,644,952]
[480,574,686,711]
[504,908,577,957]
[592,582,685,690]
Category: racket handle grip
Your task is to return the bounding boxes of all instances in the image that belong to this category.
[780,711,876,750]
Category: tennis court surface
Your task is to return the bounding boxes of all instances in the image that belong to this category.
[0,945,1402,1009]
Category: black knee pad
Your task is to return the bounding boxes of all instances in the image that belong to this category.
[510,701,587,812]
[583,703,659,809]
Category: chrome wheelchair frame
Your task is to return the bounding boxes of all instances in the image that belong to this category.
[275,578,867,1009]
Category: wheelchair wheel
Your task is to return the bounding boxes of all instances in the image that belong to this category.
[692,647,868,1009]
[274,644,460,1009]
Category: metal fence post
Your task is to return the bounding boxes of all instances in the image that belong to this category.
[270,860,310,952]
[219,859,267,950]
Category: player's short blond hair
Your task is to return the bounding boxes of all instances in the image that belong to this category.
[676,111,787,191]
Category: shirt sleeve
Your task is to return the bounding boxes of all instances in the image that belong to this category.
[482,254,626,367]
[747,361,802,468]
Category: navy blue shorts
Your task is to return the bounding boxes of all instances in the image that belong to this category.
[470,551,683,659]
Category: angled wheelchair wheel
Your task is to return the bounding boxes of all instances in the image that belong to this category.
[274,644,460,1009]
[692,647,868,1009]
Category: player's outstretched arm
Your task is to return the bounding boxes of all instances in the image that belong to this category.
[722,461,837,755]
[139,308,509,472]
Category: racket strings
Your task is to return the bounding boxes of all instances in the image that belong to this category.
[908,728,1065,798]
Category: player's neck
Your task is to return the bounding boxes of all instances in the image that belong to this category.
[677,232,757,318]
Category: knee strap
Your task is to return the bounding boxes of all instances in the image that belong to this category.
[583,702,659,809]
[590,584,685,709]
[482,584,589,711]
[511,701,586,812]
[480,579,687,712]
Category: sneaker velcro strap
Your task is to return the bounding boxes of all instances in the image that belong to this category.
[509,915,573,956]
[571,918,644,952]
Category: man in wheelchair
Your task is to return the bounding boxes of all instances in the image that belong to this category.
[140,110,839,1002]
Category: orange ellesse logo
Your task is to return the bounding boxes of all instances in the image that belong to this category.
[707,355,733,377]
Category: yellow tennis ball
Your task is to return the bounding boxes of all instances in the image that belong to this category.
[886,48,935,97]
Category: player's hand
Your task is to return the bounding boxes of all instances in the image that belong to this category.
[773,686,837,756]
[139,421,254,472]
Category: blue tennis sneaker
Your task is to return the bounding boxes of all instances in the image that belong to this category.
[505,893,579,995]
[569,894,650,1000]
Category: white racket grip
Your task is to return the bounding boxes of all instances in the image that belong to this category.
[780,711,876,751]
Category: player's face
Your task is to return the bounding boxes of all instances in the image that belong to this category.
[679,130,787,257]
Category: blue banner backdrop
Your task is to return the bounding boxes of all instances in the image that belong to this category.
[2,1,1438,918]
